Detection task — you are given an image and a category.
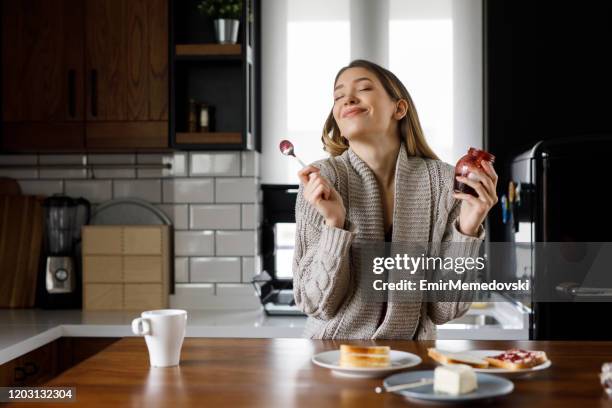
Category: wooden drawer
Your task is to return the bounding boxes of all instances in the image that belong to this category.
[124,284,164,310]
[123,227,163,254]
[123,256,163,282]
[84,284,123,310]
[82,227,122,254]
[83,256,122,282]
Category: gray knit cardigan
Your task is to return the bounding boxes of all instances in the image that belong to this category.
[292,142,485,340]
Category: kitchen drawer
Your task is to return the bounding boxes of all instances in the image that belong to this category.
[84,284,123,310]
[124,284,164,310]
[123,256,163,282]
[83,256,123,282]
[82,227,122,254]
[123,227,164,255]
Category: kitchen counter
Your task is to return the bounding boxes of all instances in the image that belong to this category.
[4,338,611,407]
[0,301,528,365]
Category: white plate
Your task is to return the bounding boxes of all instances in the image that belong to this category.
[384,370,514,403]
[311,349,421,378]
[441,349,552,378]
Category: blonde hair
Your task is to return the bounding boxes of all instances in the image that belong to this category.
[322,59,439,160]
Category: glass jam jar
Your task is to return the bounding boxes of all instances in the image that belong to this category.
[454,147,496,197]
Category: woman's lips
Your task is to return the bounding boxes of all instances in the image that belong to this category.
[343,108,367,118]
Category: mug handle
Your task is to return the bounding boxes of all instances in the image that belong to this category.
[131,318,151,336]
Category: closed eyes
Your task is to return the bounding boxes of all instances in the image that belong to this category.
[334,88,371,102]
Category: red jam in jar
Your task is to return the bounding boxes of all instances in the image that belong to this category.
[454,147,496,197]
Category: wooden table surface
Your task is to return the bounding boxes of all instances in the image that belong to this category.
[5,338,612,407]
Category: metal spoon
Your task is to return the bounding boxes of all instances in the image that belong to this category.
[375,378,434,393]
[279,139,307,168]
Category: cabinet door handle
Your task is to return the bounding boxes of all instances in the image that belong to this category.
[14,366,25,381]
[90,69,98,117]
[24,362,38,376]
[68,69,76,118]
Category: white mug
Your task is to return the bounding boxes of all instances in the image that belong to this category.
[132,309,187,367]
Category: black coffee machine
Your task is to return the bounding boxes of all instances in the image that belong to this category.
[37,195,90,309]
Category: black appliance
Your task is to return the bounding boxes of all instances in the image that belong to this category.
[506,135,612,340]
[37,195,90,309]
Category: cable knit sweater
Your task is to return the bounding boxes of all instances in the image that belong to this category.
[292,142,485,340]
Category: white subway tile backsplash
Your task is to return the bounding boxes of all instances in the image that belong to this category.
[113,179,161,203]
[65,180,112,203]
[39,169,88,179]
[190,257,241,283]
[169,284,261,310]
[18,180,63,197]
[38,155,87,179]
[175,230,214,256]
[215,178,257,203]
[190,152,240,176]
[39,154,86,165]
[0,169,38,179]
[0,155,38,178]
[163,178,214,203]
[0,155,37,165]
[175,257,189,283]
[216,230,256,256]
[241,256,262,283]
[170,284,215,309]
[157,204,189,229]
[241,151,260,177]
[216,283,258,297]
[190,205,240,229]
[241,204,258,229]
[88,156,135,178]
[137,152,187,178]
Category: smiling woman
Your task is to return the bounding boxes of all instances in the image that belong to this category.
[292,59,498,340]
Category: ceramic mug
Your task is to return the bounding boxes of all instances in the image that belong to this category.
[132,309,187,367]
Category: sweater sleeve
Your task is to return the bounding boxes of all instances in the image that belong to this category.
[292,165,356,320]
[427,164,486,325]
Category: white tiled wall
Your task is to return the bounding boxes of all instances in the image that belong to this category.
[0,151,263,310]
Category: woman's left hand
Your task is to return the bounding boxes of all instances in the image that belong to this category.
[452,161,499,237]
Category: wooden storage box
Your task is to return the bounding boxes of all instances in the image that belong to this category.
[82,225,170,310]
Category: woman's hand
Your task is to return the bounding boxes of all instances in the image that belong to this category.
[298,166,346,229]
[452,161,498,237]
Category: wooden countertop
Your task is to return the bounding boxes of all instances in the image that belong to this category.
[5,338,612,407]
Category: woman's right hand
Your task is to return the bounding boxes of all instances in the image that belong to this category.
[298,165,346,229]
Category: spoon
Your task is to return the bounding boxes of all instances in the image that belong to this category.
[375,378,434,393]
[279,139,307,168]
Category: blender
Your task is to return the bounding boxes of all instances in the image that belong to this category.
[38,195,90,308]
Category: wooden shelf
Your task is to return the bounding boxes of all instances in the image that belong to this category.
[175,132,242,144]
[175,44,241,57]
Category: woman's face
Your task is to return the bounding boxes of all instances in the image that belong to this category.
[332,67,404,143]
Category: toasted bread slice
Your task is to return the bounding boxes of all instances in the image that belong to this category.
[339,344,391,368]
[427,348,489,369]
[485,349,548,370]
[340,345,390,355]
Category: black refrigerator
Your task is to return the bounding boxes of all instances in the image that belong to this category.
[505,135,612,340]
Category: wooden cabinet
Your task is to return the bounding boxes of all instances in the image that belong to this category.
[1,0,169,152]
[85,0,168,149]
[1,0,85,150]
[0,338,118,387]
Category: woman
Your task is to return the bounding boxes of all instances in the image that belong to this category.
[292,59,498,340]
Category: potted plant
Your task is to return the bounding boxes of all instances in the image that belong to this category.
[197,0,243,45]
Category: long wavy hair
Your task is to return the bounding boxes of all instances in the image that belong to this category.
[322,59,439,160]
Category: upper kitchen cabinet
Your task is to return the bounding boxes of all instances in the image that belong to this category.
[0,0,170,152]
[85,0,169,149]
[170,0,261,151]
[1,0,85,151]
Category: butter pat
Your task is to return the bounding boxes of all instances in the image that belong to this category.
[433,364,478,395]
